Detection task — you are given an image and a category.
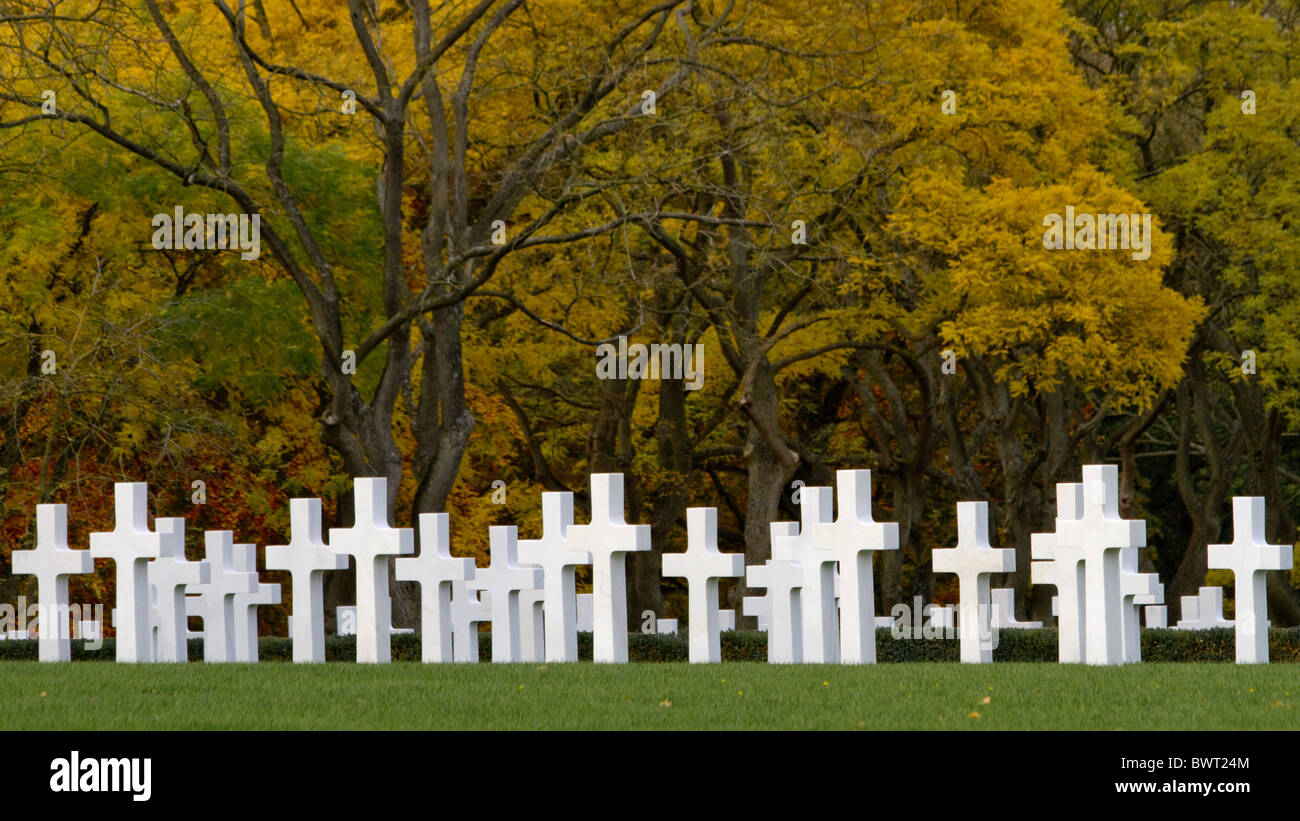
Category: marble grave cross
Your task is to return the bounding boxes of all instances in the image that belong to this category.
[746,553,803,663]
[518,589,546,662]
[771,488,838,663]
[1144,605,1168,629]
[742,590,771,632]
[12,504,93,662]
[188,530,258,662]
[516,492,592,662]
[989,588,1042,629]
[449,580,490,662]
[1030,482,1087,663]
[807,470,899,664]
[1176,586,1233,630]
[394,512,476,663]
[1208,496,1291,663]
[328,477,414,664]
[149,518,209,663]
[662,507,744,663]
[576,593,594,633]
[89,483,164,663]
[1119,546,1162,664]
[566,474,651,663]
[469,526,542,663]
[266,498,348,663]
[1060,465,1145,666]
[232,543,280,663]
[932,501,1014,663]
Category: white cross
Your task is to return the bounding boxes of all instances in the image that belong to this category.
[719,609,736,631]
[148,518,208,663]
[1031,482,1087,662]
[266,498,348,663]
[741,589,764,633]
[807,470,899,664]
[576,593,594,632]
[932,501,1014,663]
[12,504,92,662]
[89,483,163,663]
[746,552,803,663]
[662,507,744,663]
[450,580,490,662]
[188,530,257,662]
[926,603,955,632]
[566,474,651,663]
[1176,586,1233,630]
[518,589,546,661]
[1119,545,1161,663]
[393,512,475,663]
[1060,465,1145,665]
[990,588,1042,629]
[516,492,592,662]
[771,488,837,662]
[1144,605,1167,628]
[1208,497,1292,663]
[469,526,542,662]
[336,605,357,636]
[327,477,414,664]
[232,543,280,663]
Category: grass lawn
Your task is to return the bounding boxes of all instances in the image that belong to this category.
[3,661,1299,730]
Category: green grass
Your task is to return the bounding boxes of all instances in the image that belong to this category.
[3,661,1299,730]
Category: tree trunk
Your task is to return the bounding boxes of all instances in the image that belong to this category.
[732,355,801,625]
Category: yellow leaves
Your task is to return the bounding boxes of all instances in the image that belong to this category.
[889,166,1201,408]
[111,421,149,459]
[255,428,290,461]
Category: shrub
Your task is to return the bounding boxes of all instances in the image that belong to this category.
[3,626,1297,662]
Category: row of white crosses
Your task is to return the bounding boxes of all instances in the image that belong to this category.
[1028,466,1293,664]
[8,467,1293,666]
[10,469,887,666]
[393,475,649,664]
[742,471,900,664]
[10,484,279,663]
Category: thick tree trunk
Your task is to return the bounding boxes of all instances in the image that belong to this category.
[1168,369,1237,617]
[632,376,692,624]
[732,355,801,626]
[319,384,417,630]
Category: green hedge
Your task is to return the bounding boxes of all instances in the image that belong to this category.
[4,627,1300,662]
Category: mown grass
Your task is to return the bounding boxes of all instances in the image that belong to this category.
[3,661,1298,730]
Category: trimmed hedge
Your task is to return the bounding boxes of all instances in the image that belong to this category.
[4,627,1300,662]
